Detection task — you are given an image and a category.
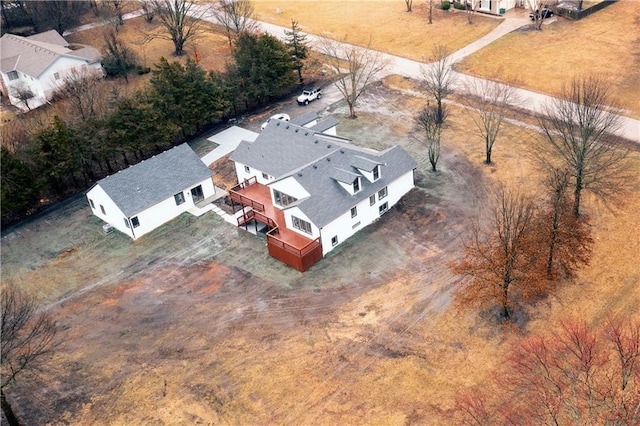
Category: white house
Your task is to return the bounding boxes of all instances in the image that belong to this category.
[0,30,102,111]
[86,144,216,240]
[229,117,416,271]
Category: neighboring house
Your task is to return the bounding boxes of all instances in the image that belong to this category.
[454,0,519,15]
[0,30,102,111]
[229,118,417,271]
[86,144,216,240]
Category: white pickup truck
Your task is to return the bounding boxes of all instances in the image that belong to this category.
[297,86,322,105]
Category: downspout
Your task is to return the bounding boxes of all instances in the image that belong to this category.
[128,218,136,239]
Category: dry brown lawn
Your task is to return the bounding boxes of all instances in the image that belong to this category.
[457,0,640,118]
[65,16,233,95]
[3,75,639,425]
[254,0,501,61]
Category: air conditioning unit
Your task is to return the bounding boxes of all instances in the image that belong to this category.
[102,224,114,234]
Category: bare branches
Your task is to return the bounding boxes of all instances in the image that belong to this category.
[454,318,640,425]
[415,103,445,171]
[452,185,537,319]
[420,44,456,125]
[1,283,58,390]
[463,75,519,164]
[317,35,389,119]
[213,0,258,50]
[150,0,206,56]
[538,76,630,217]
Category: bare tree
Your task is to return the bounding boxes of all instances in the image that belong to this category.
[527,0,547,30]
[1,283,58,425]
[534,166,592,280]
[420,44,456,125]
[138,0,155,22]
[452,185,537,319]
[463,76,518,164]
[466,0,479,24]
[415,102,445,172]
[317,36,389,119]
[538,76,629,217]
[453,318,640,425]
[213,0,258,50]
[101,28,139,83]
[10,83,35,111]
[150,0,206,56]
[55,68,107,122]
[404,0,413,12]
[428,0,434,24]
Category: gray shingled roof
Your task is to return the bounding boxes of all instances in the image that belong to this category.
[0,31,100,77]
[291,145,416,228]
[230,121,350,178]
[289,111,318,127]
[310,116,339,133]
[96,144,212,217]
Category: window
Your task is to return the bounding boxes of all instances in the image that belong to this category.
[131,216,140,228]
[351,206,358,218]
[352,178,360,193]
[292,216,312,234]
[54,72,60,80]
[273,189,297,207]
[124,218,130,228]
[100,205,106,215]
[7,71,18,80]
[244,165,250,173]
[174,192,185,205]
[369,194,376,206]
[378,186,388,200]
[89,199,95,209]
[331,236,338,247]
[262,172,269,180]
[373,165,380,180]
[379,202,389,215]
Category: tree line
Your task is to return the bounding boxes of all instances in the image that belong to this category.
[1,29,300,225]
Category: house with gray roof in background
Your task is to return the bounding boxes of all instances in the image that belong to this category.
[86,144,216,240]
[229,117,416,271]
[0,29,102,111]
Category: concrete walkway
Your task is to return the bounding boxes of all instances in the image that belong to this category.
[244,10,639,143]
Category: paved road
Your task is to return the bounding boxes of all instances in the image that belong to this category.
[66,5,639,143]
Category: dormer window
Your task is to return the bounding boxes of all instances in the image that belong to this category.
[353,178,360,193]
[7,71,18,80]
[373,165,380,181]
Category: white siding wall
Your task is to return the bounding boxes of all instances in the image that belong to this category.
[234,162,271,185]
[87,177,215,240]
[319,170,415,255]
[86,185,133,239]
[4,57,102,110]
[269,177,310,202]
[283,207,320,239]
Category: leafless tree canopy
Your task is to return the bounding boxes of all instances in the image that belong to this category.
[420,44,456,125]
[463,76,518,164]
[55,68,109,123]
[538,76,629,217]
[415,103,445,172]
[213,0,258,50]
[317,36,389,119]
[1,283,58,424]
[452,185,537,319]
[150,0,206,56]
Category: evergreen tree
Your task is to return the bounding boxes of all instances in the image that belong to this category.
[284,19,308,83]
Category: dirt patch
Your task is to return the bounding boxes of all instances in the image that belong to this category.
[3,78,639,425]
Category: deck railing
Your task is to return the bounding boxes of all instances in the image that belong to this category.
[229,177,265,212]
[266,228,323,272]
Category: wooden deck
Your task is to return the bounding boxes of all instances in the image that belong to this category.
[229,179,322,271]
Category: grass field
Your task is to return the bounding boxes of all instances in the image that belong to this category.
[457,0,640,117]
[253,1,501,61]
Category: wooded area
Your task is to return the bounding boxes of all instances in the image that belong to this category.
[1,3,303,225]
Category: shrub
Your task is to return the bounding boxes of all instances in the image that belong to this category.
[454,2,466,9]
[442,1,451,10]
